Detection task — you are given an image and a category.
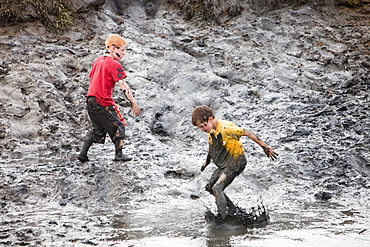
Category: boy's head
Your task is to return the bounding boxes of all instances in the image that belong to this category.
[105,34,126,50]
[105,34,127,61]
[192,105,215,132]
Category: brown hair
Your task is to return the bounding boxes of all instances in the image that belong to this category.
[191,105,215,126]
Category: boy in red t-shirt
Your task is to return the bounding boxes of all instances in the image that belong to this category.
[78,34,140,162]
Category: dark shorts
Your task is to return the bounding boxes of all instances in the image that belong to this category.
[86,96,126,144]
[206,162,246,193]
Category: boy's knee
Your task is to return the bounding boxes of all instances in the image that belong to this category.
[212,183,223,195]
[205,183,224,196]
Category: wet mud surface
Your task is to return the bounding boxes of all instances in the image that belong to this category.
[1,1,370,246]
[1,140,369,246]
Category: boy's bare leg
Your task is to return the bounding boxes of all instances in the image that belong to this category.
[224,194,237,214]
[214,192,237,218]
[213,172,238,219]
[206,168,239,218]
[214,189,228,219]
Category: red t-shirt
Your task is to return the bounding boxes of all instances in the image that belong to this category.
[87,55,127,106]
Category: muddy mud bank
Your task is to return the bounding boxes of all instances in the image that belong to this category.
[1,1,370,246]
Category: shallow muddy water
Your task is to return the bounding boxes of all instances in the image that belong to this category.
[1,141,369,246]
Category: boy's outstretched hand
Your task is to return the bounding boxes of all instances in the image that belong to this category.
[262,146,278,161]
[131,103,141,116]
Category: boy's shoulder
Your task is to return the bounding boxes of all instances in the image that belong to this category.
[217,119,244,134]
[218,119,236,127]
[93,55,122,67]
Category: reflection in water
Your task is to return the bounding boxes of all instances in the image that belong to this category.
[207,222,249,247]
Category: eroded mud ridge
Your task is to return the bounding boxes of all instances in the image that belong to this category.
[0,0,370,246]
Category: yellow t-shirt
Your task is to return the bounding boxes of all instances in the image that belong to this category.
[208,119,247,171]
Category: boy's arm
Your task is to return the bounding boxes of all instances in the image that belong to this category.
[243,130,278,160]
[118,79,141,116]
[201,153,211,171]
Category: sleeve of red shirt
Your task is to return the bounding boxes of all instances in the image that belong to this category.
[88,57,127,81]
[111,61,127,82]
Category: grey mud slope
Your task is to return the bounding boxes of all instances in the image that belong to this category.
[0,1,369,246]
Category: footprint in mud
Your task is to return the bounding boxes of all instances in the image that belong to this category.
[205,204,269,227]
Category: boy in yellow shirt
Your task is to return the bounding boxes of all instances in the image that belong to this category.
[192,105,277,219]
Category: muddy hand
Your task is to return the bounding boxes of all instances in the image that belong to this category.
[200,162,208,171]
[131,103,141,116]
[262,146,278,161]
[201,154,211,172]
